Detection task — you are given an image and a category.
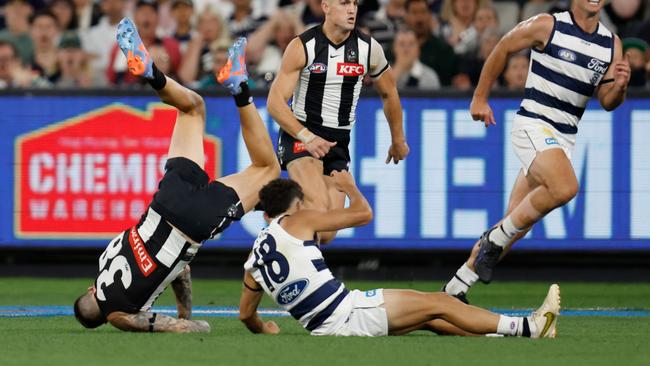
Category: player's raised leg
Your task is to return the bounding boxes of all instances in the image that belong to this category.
[383,284,561,338]
[215,37,280,212]
[444,169,539,301]
[117,17,207,168]
[471,149,577,283]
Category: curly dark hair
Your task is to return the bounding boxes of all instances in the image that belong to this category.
[258,178,304,218]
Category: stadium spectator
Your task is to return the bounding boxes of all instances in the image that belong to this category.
[81,0,127,86]
[360,0,406,52]
[170,0,194,53]
[283,0,325,29]
[456,26,500,87]
[177,5,230,86]
[391,28,440,89]
[246,8,303,86]
[622,38,648,88]
[228,0,268,39]
[29,10,61,83]
[195,39,229,89]
[49,0,79,31]
[439,0,489,53]
[451,4,498,57]
[404,0,457,86]
[0,39,49,88]
[106,0,181,86]
[54,33,92,87]
[601,0,645,39]
[0,0,35,64]
[502,51,529,91]
[73,0,102,31]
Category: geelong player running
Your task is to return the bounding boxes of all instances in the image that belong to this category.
[239,172,560,338]
[267,0,409,243]
[443,0,631,302]
[73,21,280,333]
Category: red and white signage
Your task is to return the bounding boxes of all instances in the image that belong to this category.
[337,63,365,77]
[15,104,221,238]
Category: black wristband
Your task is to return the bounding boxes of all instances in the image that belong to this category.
[234,82,253,107]
[147,63,167,90]
[149,312,157,332]
[600,78,614,85]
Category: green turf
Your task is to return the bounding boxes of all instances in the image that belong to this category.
[1,279,649,366]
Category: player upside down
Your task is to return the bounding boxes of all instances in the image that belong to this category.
[73,19,280,332]
[239,172,561,338]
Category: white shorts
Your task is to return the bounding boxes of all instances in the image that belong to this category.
[311,289,388,337]
[511,115,576,175]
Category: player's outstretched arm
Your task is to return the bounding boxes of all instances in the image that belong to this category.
[106,311,210,333]
[239,272,280,334]
[171,265,192,319]
[286,171,373,238]
[598,36,630,111]
[267,38,336,159]
[472,14,554,126]
[373,69,409,165]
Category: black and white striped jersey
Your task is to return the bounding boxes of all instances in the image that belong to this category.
[292,25,389,130]
[94,207,200,317]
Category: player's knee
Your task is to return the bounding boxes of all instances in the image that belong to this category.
[181,90,206,117]
[549,180,578,206]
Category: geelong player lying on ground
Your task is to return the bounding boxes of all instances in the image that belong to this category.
[239,171,560,338]
[73,20,279,333]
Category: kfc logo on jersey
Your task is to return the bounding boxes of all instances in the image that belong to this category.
[337,63,365,76]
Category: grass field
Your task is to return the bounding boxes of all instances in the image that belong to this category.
[1,279,649,366]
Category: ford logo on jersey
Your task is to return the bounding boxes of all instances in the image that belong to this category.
[558,49,577,62]
[308,63,327,74]
[277,279,309,305]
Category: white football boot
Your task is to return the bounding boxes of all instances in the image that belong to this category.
[530,284,561,338]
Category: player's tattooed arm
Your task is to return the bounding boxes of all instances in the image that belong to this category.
[107,311,210,333]
[239,272,280,335]
[171,265,192,319]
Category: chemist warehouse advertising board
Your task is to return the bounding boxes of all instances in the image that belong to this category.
[0,93,648,250]
[13,103,220,238]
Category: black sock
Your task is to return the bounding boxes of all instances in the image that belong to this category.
[147,63,167,90]
[233,82,252,107]
[522,317,531,337]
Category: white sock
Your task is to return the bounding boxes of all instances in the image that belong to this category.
[488,216,522,247]
[497,316,520,336]
[445,263,479,296]
[496,316,535,337]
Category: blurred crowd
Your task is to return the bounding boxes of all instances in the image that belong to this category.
[0,0,649,90]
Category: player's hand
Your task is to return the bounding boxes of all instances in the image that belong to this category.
[385,140,409,164]
[613,52,631,89]
[470,98,496,127]
[262,320,280,334]
[305,136,337,159]
[330,170,356,192]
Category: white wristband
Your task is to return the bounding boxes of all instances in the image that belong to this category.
[296,127,316,144]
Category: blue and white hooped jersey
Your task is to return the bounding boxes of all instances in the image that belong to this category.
[244,216,349,332]
[517,11,614,134]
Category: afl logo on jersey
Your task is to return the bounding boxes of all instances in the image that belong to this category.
[309,63,327,74]
[558,49,576,62]
[277,279,309,305]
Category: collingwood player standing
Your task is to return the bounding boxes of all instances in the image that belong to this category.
[73,21,280,333]
[267,0,409,243]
